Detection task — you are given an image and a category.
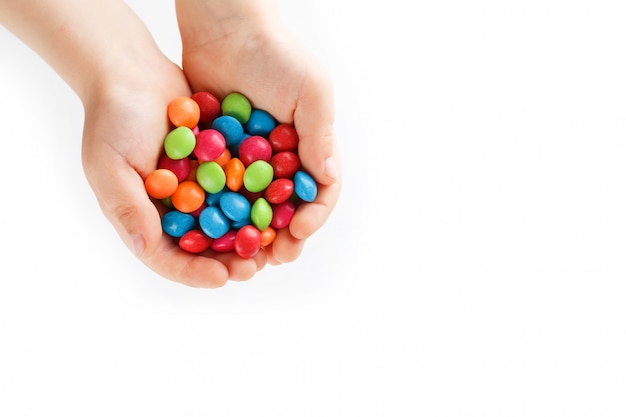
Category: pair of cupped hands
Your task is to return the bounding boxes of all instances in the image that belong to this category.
[82,6,341,288]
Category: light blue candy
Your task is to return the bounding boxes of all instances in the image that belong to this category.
[198,206,230,238]
[231,217,252,230]
[211,115,244,149]
[161,210,196,238]
[244,109,277,137]
[219,192,251,222]
[294,171,318,202]
[205,188,225,207]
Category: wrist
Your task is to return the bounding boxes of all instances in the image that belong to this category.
[175,0,281,52]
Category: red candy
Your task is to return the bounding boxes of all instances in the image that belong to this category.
[146,91,320,259]
[179,230,213,253]
[211,230,237,253]
[194,129,226,162]
[234,225,262,258]
[191,91,221,125]
[270,200,296,229]
[157,154,191,182]
[238,135,272,166]
[270,151,301,179]
[265,178,294,204]
[269,124,299,152]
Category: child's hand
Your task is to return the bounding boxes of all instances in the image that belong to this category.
[81,60,267,287]
[176,0,342,264]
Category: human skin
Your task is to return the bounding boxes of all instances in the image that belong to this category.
[0,0,340,286]
[175,0,342,265]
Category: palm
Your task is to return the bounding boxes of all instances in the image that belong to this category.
[181,28,341,264]
[81,63,264,286]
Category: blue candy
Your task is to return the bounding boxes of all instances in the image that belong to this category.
[219,192,251,222]
[294,171,318,202]
[198,206,230,238]
[244,109,277,137]
[161,210,196,238]
[205,188,225,207]
[211,115,244,149]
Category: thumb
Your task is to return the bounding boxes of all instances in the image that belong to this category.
[84,153,163,259]
[293,71,339,186]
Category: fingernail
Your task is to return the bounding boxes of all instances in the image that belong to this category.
[324,157,338,181]
[131,234,145,257]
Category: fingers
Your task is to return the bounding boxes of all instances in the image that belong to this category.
[265,228,305,264]
[84,145,268,287]
[293,67,339,186]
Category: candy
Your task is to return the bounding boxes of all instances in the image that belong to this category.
[243,160,274,193]
[164,126,196,160]
[205,188,225,207]
[238,135,272,167]
[251,197,272,231]
[171,180,205,213]
[168,96,201,129]
[244,109,276,137]
[196,161,226,194]
[145,169,178,199]
[224,158,245,191]
[213,148,231,168]
[269,124,299,152]
[145,91,320,258]
[211,230,237,253]
[265,178,294,204]
[157,154,191,182]
[198,206,230,238]
[270,200,296,229]
[212,115,244,150]
[179,229,213,253]
[219,192,251,223]
[221,92,252,124]
[194,129,226,162]
[162,210,196,238]
[270,151,300,178]
[260,227,277,247]
[191,91,221,124]
[294,171,317,203]
[234,225,262,258]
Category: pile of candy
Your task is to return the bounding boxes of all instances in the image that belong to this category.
[144,91,318,258]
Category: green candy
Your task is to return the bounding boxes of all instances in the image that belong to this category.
[196,161,226,194]
[221,92,252,124]
[164,126,196,160]
[243,160,273,193]
[251,198,273,231]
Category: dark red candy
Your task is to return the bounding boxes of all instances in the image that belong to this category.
[211,230,237,253]
[265,178,294,204]
[268,123,299,152]
[191,91,221,125]
[179,230,213,253]
[157,154,191,182]
[270,200,296,229]
[270,151,301,179]
[234,225,262,258]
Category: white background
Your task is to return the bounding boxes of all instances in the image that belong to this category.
[1,0,626,416]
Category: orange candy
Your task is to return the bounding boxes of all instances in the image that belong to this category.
[167,96,201,129]
[145,169,179,199]
[224,157,245,191]
[260,226,277,247]
[213,147,231,168]
[171,180,206,213]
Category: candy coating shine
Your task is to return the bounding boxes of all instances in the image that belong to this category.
[147,91,321,258]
